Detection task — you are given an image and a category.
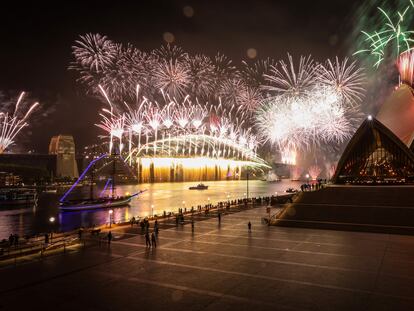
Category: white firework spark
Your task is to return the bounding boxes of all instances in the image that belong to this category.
[153,59,191,99]
[71,33,117,73]
[319,57,366,105]
[187,54,216,99]
[257,54,364,153]
[263,54,318,98]
[0,92,39,153]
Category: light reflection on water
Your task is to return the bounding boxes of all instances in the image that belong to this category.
[0,180,300,239]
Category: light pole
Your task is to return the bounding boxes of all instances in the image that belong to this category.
[151,204,154,217]
[109,209,113,228]
[246,171,249,200]
[49,217,55,243]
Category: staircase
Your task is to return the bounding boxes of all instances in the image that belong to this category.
[273,185,414,234]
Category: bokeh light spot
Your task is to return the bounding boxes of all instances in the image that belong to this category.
[163,32,175,43]
[247,48,257,59]
[183,6,194,18]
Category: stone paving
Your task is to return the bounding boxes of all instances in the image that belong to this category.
[1,206,414,310]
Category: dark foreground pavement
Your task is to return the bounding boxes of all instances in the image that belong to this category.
[1,206,414,311]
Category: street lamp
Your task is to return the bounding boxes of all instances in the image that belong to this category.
[246,171,249,200]
[49,217,55,243]
[109,209,113,228]
[151,204,154,217]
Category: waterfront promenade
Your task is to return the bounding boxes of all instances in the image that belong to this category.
[1,206,414,310]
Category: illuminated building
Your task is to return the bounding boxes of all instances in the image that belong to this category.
[333,118,414,183]
[49,135,79,179]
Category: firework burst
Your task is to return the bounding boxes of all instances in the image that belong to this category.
[263,54,318,98]
[71,33,117,73]
[354,3,414,67]
[319,57,366,105]
[187,54,216,99]
[153,59,191,99]
[0,92,39,153]
[257,55,364,152]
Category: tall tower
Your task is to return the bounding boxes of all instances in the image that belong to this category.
[49,135,79,179]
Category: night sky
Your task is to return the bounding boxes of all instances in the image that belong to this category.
[0,0,360,153]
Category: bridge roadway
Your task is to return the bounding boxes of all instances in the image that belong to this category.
[0,206,414,310]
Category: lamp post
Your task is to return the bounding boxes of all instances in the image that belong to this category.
[151,204,154,217]
[246,171,249,200]
[109,209,113,228]
[49,217,55,243]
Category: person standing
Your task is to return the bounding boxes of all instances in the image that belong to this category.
[8,234,14,246]
[151,232,157,248]
[107,231,113,245]
[191,219,194,232]
[145,231,151,247]
[218,212,221,224]
[248,221,251,232]
[154,220,159,237]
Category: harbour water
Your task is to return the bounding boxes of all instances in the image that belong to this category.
[0,180,301,239]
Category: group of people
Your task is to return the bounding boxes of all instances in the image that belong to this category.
[145,219,159,248]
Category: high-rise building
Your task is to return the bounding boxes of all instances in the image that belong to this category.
[49,135,79,179]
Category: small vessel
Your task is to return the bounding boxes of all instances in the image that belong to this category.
[285,188,298,193]
[0,188,37,206]
[262,172,281,183]
[43,187,58,194]
[189,183,208,190]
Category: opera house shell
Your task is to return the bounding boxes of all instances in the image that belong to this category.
[333,83,414,184]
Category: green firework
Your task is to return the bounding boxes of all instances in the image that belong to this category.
[354,0,414,68]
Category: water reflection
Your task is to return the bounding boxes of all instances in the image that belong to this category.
[0,180,300,239]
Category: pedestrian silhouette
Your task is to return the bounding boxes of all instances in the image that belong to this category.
[107,231,113,245]
[151,232,157,248]
[145,232,151,247]
[248,221,251,232]
[218,212,221,224]
[8,234,14,246]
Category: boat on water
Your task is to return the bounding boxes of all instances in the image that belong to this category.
[0,188,37,206]
[43,187,58,194]
[59,190,146,212]
[285,188,298,193]
[189,183,208,190]
[262,172,281,183]
[59,153,146,212]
